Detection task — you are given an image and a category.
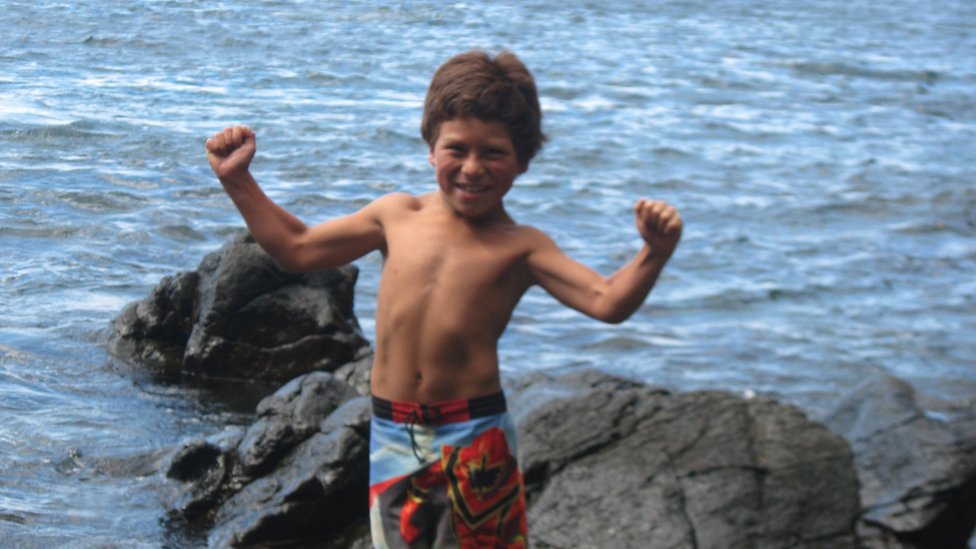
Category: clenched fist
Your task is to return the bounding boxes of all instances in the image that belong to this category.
[634,198,682,257]
[206,125,256,181]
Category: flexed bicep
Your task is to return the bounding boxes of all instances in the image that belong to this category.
[527,231,612,320]
[283,195,397,272]
[526,222,675,324]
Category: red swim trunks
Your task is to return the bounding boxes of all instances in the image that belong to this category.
[368,392,527,548]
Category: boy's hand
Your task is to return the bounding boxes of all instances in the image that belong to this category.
[635,199,683,257]
[206,126,256,180]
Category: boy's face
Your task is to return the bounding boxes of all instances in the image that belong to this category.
[429,117,526,221]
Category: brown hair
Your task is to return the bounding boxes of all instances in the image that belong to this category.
[421,50,546,167]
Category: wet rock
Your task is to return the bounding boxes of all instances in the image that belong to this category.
[508,370,861,549]
[165,371,369,546]
[332,349,373,397]
[236,372,360,478]
[209,397,371,548]
[110,270,200,373]
[168,439,236,521]
[108,231,369,383]
[824,373,976,549]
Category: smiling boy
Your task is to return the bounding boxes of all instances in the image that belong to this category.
[206,50,682,548]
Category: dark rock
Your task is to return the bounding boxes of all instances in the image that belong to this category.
[108,232,369,383]
[166,428,245,521]
[168,440,234,520]
[332,348,374,397]
[824,373,976,549]
[236,371,359,477]
[164,370,369,547]
[208,397,371,548]
[110,270,200,372]
[509,370,861,549]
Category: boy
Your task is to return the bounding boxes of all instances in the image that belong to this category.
[206,50,681,549]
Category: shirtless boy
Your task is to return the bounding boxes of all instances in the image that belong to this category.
[206,50,682,549]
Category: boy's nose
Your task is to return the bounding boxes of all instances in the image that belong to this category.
[462,156,485,177]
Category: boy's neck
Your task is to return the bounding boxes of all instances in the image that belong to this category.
[435,191,513,228]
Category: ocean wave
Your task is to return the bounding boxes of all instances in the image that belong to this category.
[784,60,940,84]
[0,120,128,142]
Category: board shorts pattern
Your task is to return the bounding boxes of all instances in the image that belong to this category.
[369,392,527,548]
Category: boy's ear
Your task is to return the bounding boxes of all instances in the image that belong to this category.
[428,149,435,167]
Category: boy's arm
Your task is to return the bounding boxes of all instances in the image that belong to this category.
[206,126,385,272]
[527,199,682,324]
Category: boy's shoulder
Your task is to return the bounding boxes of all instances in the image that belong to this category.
[484,220,558,256]
[372,191,422,210]
[362,192,424,220]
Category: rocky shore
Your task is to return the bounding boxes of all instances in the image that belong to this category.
[108,234,976,548]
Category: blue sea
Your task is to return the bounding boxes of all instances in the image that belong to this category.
[2,1,974,546]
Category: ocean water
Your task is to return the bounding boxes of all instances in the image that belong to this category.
[2,1,974,546]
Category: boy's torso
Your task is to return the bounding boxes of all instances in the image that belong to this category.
[369,192,537,404]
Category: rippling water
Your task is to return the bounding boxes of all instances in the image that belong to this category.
[2,1,974,545]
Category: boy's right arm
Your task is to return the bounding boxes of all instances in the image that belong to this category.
[206,126,385,272]
[526,199,682,324]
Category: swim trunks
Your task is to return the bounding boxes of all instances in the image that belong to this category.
[369,392,527,548]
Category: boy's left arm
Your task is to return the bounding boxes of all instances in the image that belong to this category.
[528,199,682,324]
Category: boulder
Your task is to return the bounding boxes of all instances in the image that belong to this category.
[208,397,371,548]
[165,370,371,547]
[508,370,860,549]
[108,232,369,383]
[823,373,976,549]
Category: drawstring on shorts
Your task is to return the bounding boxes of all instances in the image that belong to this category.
[404,405,442,463]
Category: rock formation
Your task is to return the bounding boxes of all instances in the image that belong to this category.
[164,368,864,548]
[108,232,369,383]
[165,365,372,547]
[824,374,976,549]
[511,370,860,549]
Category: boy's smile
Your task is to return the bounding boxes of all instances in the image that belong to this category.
[429,117,526,221]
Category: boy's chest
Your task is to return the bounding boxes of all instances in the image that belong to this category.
[383,219,530,291]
